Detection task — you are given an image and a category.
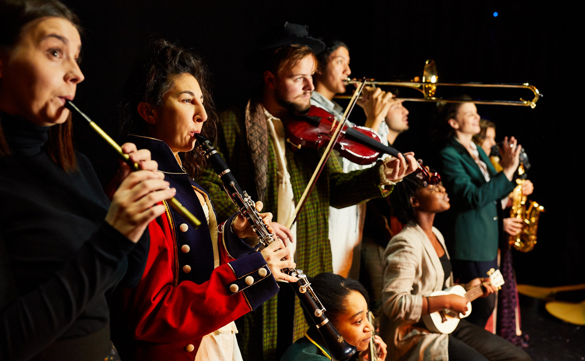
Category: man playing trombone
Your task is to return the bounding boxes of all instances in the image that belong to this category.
[311,37,396,280]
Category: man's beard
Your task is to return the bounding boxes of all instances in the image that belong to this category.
[275,88,312,115]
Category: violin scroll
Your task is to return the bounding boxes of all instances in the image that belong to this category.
[417,166,441,185]
[415,160,441,185]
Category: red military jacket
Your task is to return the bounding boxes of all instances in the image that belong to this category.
[123,135,279,360]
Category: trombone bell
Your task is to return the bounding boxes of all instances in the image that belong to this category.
[422,59,438,99]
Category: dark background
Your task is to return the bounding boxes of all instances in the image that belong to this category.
[63,0,582,287]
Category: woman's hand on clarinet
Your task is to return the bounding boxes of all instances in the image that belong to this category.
[499,136,522,181]
[232,201,295,247]
[382,152,418,182]
[261,240,298,283]
[107,144,176,243]
[360,335,388,361]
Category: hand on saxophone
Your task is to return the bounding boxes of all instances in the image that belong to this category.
[521,179,534,196]
[503,217,524,236]
[506,179,534,207]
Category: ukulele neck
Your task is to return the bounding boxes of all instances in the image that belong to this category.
[464,284,485,303]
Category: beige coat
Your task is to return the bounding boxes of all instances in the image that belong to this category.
[379,223,453,361]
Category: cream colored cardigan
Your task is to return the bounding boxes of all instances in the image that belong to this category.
[379,223,453,361]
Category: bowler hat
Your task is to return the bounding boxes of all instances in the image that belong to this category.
[256,22,325,54]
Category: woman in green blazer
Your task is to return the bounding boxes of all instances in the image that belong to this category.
[437,99,521,328]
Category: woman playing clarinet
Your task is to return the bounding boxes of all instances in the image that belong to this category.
[116,39,295,361]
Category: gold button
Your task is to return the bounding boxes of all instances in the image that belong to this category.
[258,268,268,277]
[245,276,254,286]
[229,284,239,293]
[185,344,195,352]
[181,244,190,253]
[180,223,189,232]
[183,265,191,273]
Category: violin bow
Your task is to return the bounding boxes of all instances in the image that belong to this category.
[285,78,368,229]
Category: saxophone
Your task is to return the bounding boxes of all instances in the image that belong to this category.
[491,146,545,252]
[194,135,357,361]
[508,163,545,252]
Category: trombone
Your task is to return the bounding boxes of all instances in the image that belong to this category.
[335,60,542,109]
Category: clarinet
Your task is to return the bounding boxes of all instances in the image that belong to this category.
[194,135,356,361]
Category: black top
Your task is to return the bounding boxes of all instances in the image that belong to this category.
[439,253,452,289]
[0,112,139,360]
[438,240,452,289]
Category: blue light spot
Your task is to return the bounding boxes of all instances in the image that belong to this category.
[493,12,499,17]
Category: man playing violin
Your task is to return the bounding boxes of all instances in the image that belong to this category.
[197,22,417,361]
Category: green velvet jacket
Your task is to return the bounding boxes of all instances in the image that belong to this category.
[437,137,515,262]
[196,99,390,360]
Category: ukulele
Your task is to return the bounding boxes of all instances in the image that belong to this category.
[422,269,505,334]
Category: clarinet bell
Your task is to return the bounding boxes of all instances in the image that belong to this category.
[318,321,357,361]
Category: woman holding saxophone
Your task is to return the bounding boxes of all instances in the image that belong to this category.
[116,39,296,361]
[473,119,536,345]
[473,119,534,238]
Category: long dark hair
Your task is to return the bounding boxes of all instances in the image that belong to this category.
[303,273,370,326]
[389,172,427,225]
[119,39,217,177]
[0,0,80,170]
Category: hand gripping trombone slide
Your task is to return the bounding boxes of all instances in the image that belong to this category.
[194,134,357,361]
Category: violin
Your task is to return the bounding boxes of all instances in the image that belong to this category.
[284,105,441,184]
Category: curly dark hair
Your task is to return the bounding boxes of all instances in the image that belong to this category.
[389,172,427,225]
[119,39,217,177]
[302,273,370,326]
